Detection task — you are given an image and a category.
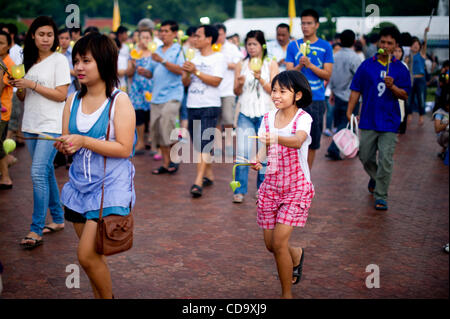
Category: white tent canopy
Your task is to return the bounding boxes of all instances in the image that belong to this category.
[224,16,449,41]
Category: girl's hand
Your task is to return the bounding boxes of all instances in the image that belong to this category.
[53,140,66,154]
[60,134,85,155]
[251,160,263,171]
[260,132,278,146]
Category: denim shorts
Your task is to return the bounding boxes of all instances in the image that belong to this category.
[303,101,326,150]
[188,107,221,153]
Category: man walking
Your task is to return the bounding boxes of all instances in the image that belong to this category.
[347,26,411,211]
[286,9,334,169]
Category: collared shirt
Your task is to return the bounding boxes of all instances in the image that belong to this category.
[149,43,185,104]
[328,48,362,102]
[267,40,287,72]
[218,41,243,97]
[350,54,411,132]
[62,47,77,96]
[285,38,333,101]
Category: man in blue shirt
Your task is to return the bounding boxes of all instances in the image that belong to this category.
[148,20,185,175]
[286,9,334,169]
[347,26,411,211]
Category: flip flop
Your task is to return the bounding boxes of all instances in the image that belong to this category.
[292,248,304,285]
[152,166,169,175]
[20,237,43,250]
[167,162,179,174]
[190,184,202,198]
[43,225,64,234]
[202,177,214,187]
[0,184,13,190]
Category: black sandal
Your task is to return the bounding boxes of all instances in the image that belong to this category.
[292,248,304,285]
[190,184,203,198]
[202,177,214,187]
[167,162,179,174]
[152,166,169,175]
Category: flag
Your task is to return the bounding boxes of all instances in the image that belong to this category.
[288,0,296,35]
[112,0,121,32]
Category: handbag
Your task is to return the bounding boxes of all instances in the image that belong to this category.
[332,114,360,159]
[95,91,134,256]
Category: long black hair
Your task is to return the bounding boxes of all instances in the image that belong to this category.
[244,30,267,60]
[72,32,119,99]
[23,16,59,73]
[271,70,312,108]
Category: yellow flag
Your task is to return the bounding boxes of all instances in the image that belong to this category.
[288,0,296,34]
[112,0,121,32]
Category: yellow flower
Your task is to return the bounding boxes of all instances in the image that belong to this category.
[145,92,152,102]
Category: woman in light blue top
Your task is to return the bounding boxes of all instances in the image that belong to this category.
[55,32,136,299]
[406,27,429,125]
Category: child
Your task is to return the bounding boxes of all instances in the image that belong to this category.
[251,70,314,299]
[54,32,136,299]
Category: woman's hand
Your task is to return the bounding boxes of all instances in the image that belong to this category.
[59,134,85,155]
[253,70,261,80]
[9,78,34,90]
[259,132,278,146]
[136,66,151,78]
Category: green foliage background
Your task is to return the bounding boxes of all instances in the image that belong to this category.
[0,0,438,29]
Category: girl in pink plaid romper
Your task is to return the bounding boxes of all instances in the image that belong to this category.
[252,70,314,299]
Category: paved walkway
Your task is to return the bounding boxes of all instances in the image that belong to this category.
[0,114,448,299]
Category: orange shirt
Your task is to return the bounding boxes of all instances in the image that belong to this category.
[1,54,15,122]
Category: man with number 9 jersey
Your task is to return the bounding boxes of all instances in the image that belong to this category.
[346,26,411,211]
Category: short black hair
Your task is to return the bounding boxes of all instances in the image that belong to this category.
[271,70,313,109]
[368,32,379,43]
[379,26,401,44]
[3,23,18,36]
[215,23,226,33]
[277,23,290,33]
[400,32,412,47]
[199,25,218,44]
[58,28,70,36]
[161,20,179,32]
[0,30,12,47]
[339,29,355,48]
[72,32,119,99]
[186,26,197,37]
[84,26,99,34]
[70,27,82,36]
[443,60,450,68]
[116,26,128,35]
[301,9,320,23]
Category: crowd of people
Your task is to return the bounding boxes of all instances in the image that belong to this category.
[0,8,448,299]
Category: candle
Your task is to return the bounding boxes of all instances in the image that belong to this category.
[148,42,158,54]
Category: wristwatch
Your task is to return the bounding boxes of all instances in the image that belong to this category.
[162,59,167,66]
[195,70,201,77]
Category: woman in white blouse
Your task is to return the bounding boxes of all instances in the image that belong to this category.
[10,16,70,249]
[233,30,278,203]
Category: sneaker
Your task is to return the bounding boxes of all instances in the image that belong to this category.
[323,128,332,137]
[233,194,244,203]
[444,243,449,253]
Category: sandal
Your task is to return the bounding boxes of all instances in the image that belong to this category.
[374,199,388,211]
[190,184,202,198]
[368,178,376,194]
[232,194,244,203]
[292,248,304,285]
[42,225,64,234]
[202,177,214,187]
[152,166,169,175]
[167,162,179,174]
[20,237,43,250]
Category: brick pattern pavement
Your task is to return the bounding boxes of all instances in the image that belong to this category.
[0,116,448,299]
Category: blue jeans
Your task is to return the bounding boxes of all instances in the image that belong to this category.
[235,113,265,195]
[327,95,360,158]
[325,97,334,130]
[24,132,64,236]
[408,77,426,116]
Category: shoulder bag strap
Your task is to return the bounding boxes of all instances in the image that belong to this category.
[99,90,121,221]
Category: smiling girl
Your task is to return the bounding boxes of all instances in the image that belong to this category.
[9,16,71,249]
[251,70,314,299]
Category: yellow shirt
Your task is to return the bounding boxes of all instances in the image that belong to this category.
[1,54,15,122]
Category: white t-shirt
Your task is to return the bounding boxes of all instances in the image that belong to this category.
[9,44,23,65]
[267,40,287,72]
[218,41,243,97]
[22,52,71,134]
[258,108,313,182]
[187,52,226,108]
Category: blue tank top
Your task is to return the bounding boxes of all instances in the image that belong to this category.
[60,90,136,219]
[412,53,425,76]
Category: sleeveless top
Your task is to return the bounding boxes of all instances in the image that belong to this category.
[237,58,275,118]
[412,53,425,76]
[60,89,136,219]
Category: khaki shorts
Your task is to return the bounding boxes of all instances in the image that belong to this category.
[150,100,181,147]
[218,96,236,126]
